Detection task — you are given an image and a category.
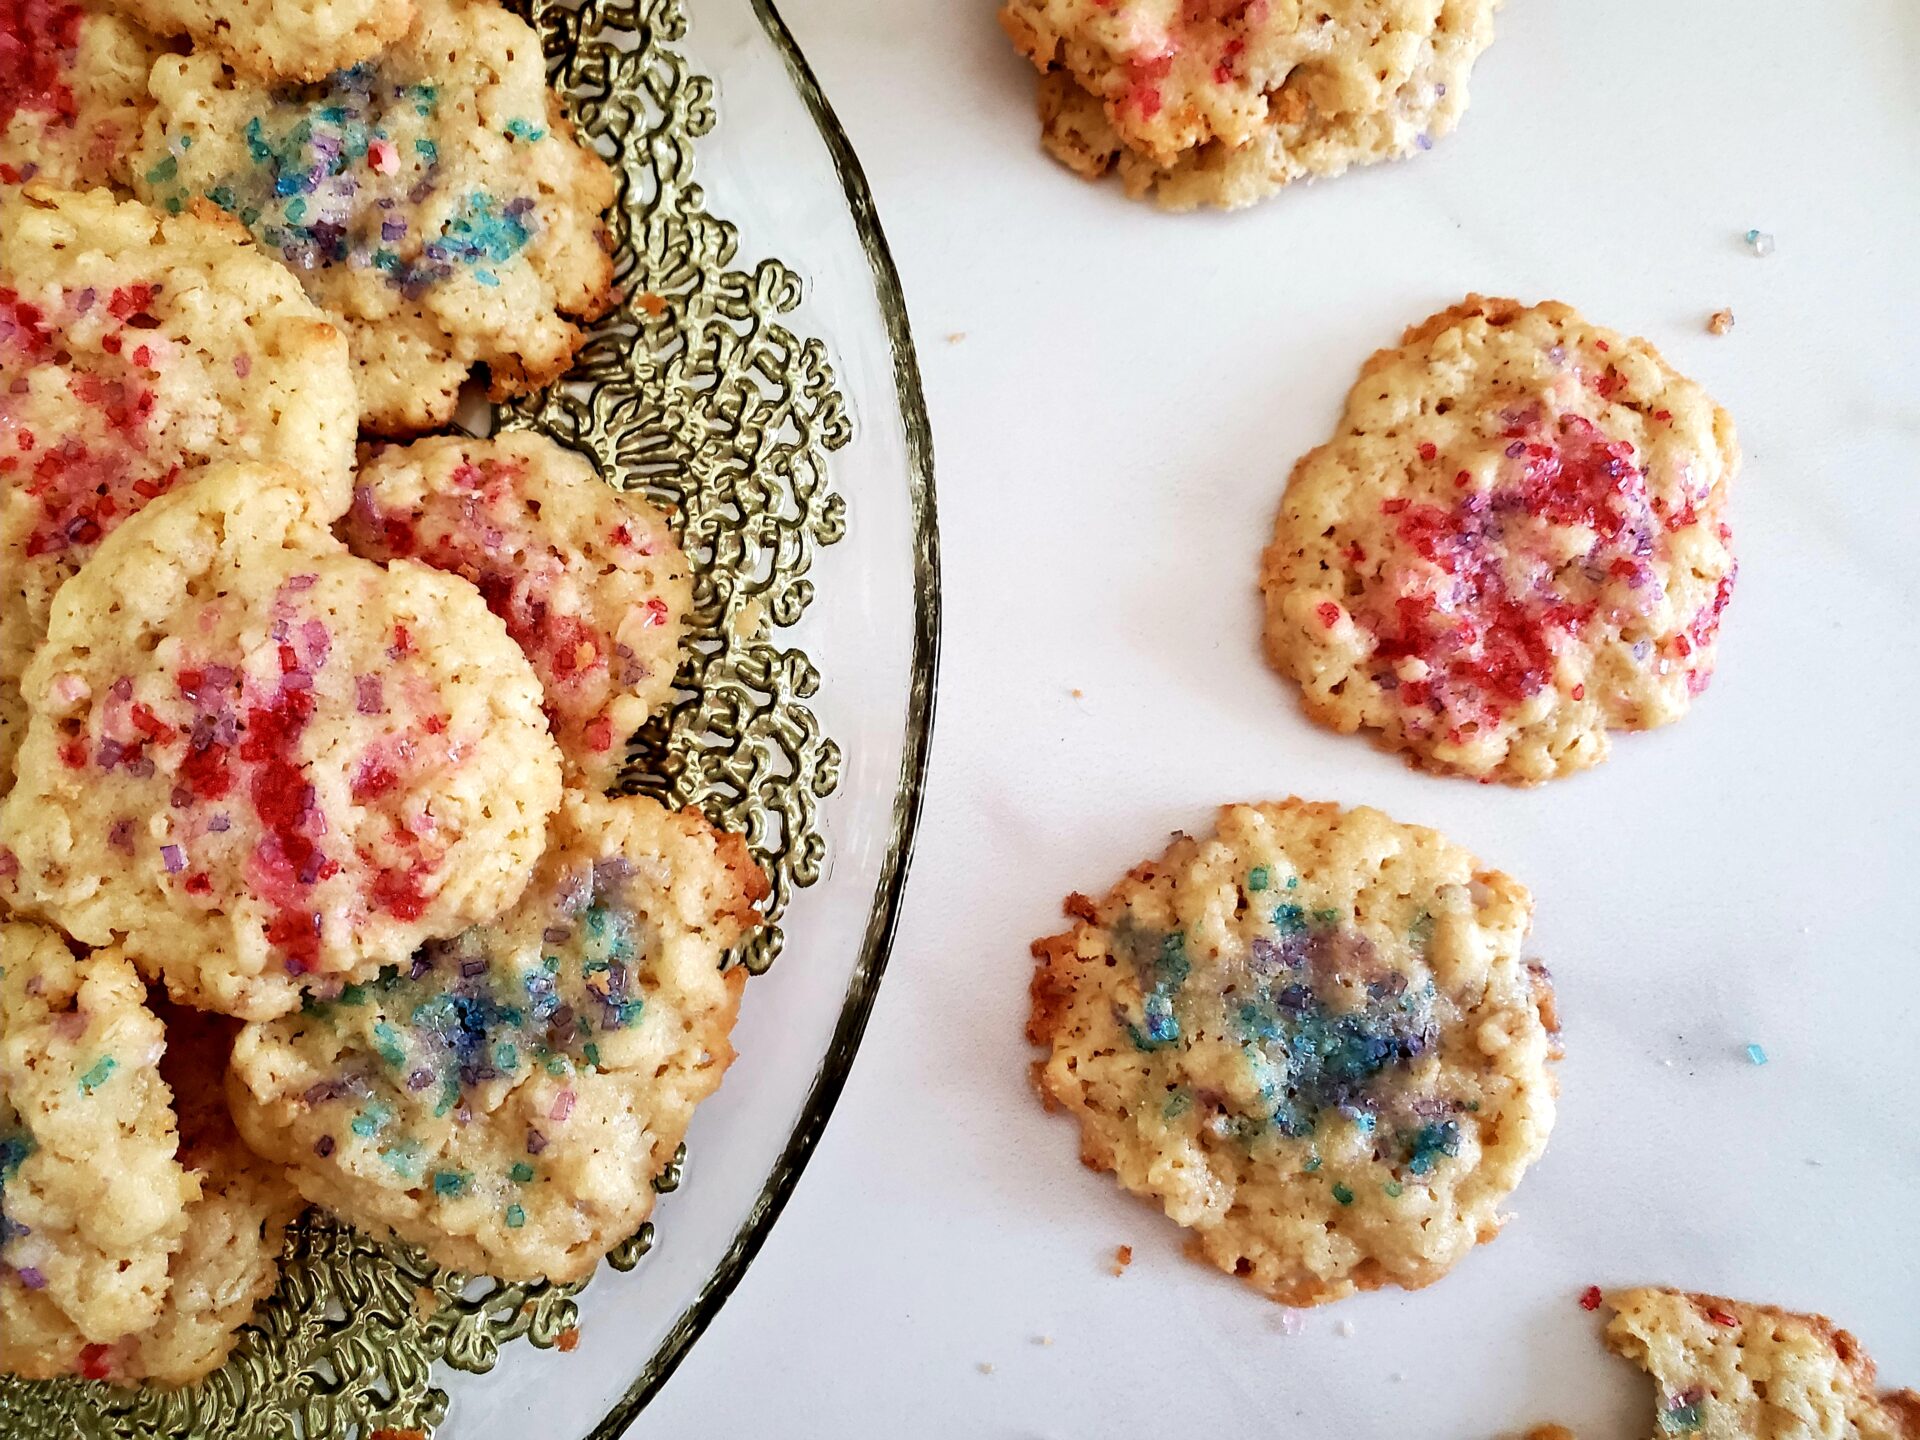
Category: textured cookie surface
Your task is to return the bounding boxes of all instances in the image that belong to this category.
[1028,800,1557,1305]
[0,463,562,1021]
[1605,1289,1920,1440]
[1261,296,1738,785]
[1001,0,1499,210]
[0,184,355,797]
[0,0,163,189]
[130,0,615,432]
[231,792,766,1283]
[119,0,411,82]
[344,434,690,792]
[0,922,195,1378]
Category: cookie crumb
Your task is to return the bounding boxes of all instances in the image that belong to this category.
[978,1361,995,1375]
[1525,1427,1577,1440]
[1034,1334,1054,1347]
[638,292,668,317]
[1707,308,1735,335]
[1337,1319,1356,1338]
[1744,228,1775,257]
[1070,688,1084,699]
[1111,1244,1133,1276]
[946,332,966,344]
[556,1327,581,1353]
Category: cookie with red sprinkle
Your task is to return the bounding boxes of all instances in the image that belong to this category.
[1600,1288,1920,1440]
[343,434,691,793]
[0,921,197,1379]
[0,461,562,1021]
[1028,800,1558,1306]
[118,0,411,83]
[0,0,164,190]
[1261,296,1739,785]
[0,184,356,799]
[129,0,615,433]
[1000,0,1501,210]
[230,792,766,1284]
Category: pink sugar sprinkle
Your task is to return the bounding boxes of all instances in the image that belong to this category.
[550,1090,576,1123]
[369,138,399,174]
[233,353,251,378]
[1278,1310,1305,1336]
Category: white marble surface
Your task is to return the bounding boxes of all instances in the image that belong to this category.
[640,2,1920,1434]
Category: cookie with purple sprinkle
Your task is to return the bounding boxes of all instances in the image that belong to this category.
[228,792,767,1284]
[0,461,562,1021]
[129,0,615,433]
[343,433,691,793]
[1260,295,1739,784]
[118,0,412,84]
[1601,1288,1920,1440]
[1028,800,1558,1307]
[0,921,197,1379]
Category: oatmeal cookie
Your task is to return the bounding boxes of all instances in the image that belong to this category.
[0,183,355,798]
[1,0,164,189]
[0,921,195,1378]
[119,0,411,83]
[130,0,616,432]
[0,462,562,1021]
[1001,0,1500,210]
[1028,800,1557,1306]
[343,434,690,792]
[1260,296,1739,784]
[1604,1288,1920,1440]
[230,792,765,1284]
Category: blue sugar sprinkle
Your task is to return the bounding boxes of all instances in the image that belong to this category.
[1746,1043,1768,1066]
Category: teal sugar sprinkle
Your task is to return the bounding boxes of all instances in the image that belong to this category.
[544,1055,568,1077]
[164,196,183,214]
[145,155,177,184]
[475,268,500,287]
[505,1203,526,1229]
[350,1102,391,1138]
[432,1170,470,1198]
[284,197,308,222]
[1272,903,1306,936]
[208,184,236,211]
[339,983,368,1007]
[504,118,546,142]
[245,116,271,163]
[78,1056,118,1093]
[1746,1043,1768,1066]
[1302,1155,1322,1173]
[1406,1120,1461,1175]
[583,1042,601,1069]
[1247,867,1270,892]
[378,1143,420,1179]
[1660,1400,1704,1434]
[1331,1182,1354,1205]
[1162,1090,1191,1120]
[1409,910,1435,948]
[1311,908,1341,925]
[1125,931,1189,1050]
[413,138,438,163]
[1383,1180,1404,1198]
[509,1162,535,1183]
[495,1043,519,1072]
[1285,876,1298,890]
[179,134,192,149]
[372,1021,406,1067]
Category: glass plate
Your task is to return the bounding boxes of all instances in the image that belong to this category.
[0,0,937,1434]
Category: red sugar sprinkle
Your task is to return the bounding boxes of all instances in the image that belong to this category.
[1417,442,1437,461]
[0,0,85,128]
[555,1328,580,1353]
[1571,684,1585,700]
[1315,601,1341,629]
[1579,1285,1603,1311]
[78,1342,114,1381]
[1707,1307,1739,1328]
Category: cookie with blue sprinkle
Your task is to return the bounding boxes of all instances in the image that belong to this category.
[1027,799,1558,1306]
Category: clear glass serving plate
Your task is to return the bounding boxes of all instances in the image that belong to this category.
[0,0,937,1434]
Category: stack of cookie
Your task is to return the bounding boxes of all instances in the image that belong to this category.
[0,0,767,1390]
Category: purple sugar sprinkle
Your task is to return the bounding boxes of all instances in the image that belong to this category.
[543,926,570,943]
[381,217,406,241]
[108,819,135,852]
[1505,440,1527,458]
[73,287,95,312]
[460,958,486,978]
[124,755,155,780]
[109,676,132,701]
[287,574,318,591]
[303,619,331,666]
[314,1135,336,1158]
[407,1069,434,1091]
[1415,133,1432,150]
[17,1267,45,1291]
[171,786,193,809]
[207,812,231,832]
[96,737,125,770]
[160,844,187,874]
[205,664,236,689]
[525,1128,548,1155]
[356,675,384,714]
[271,619,290,642]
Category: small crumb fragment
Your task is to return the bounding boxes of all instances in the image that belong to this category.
[1746,1043,1768,1066]
[946,332,967,344]
[1526,1427,1578,1440]
[556,1327,581,1353]
[1389,1372,1406,1383]
[1034,1334,1054,1347]
[1336,1319,1356,1338]
[368,1431,429,1440]
[1070,688,1084,699]
[1277,1309,1306,1336]
[978,1361,996,1375]
[637,291,668,317]
[1744,228,1775,257]
[1707,308,1735,335]
[1111,1244,1133,1276]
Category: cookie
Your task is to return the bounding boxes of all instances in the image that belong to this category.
[130,0,616,433]
[1027,800,1558,1306]
[343,434,691,793]
[230,792,766,1284]
[1604,1288,1920,1440]
[91,1004,301,1387]
[0,921,196,1379]
[0,0,164,189]
[1001,0,1500,210]
[0,183,356,799]
[118,0,411,83]
[0,462,563,1021]
[1260,296,1739,785]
